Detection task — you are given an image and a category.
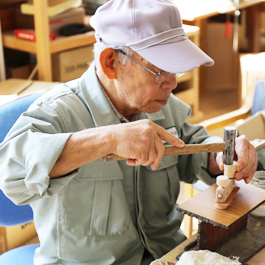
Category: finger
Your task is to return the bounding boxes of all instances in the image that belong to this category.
[216,152,224,171]
[219,161,224,171]
[155,126,185,148]
[126,133,156,167]
[235,137,249,172]
[235,151,257,182]
[235,140,258,182]
[141,133,165,168]
[150,136,165,170]
[244,176,252,184]
[142,138,157,167]
[126,158,140,167]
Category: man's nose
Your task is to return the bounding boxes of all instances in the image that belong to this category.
[161,74,178,90]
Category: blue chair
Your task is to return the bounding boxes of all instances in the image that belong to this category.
[250,80,265,116]
[0,92,44,265]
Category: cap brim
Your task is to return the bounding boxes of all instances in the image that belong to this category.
[135,38,214,73]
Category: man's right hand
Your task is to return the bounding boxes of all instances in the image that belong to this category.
[109,119,185,170]
[50,120,185,178]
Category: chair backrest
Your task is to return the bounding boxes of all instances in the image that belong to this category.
[0,92,45,226]
[200,53,265,137]
[250,80,265,115]
[239,53,265,108]
[0,190,34,226]
[0,93,44,143]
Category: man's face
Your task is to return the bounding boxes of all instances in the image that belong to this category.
[114,52,178,117]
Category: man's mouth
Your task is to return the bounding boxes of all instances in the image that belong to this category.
[155,99,168,105]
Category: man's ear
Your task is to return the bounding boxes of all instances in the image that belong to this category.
[99,48,117,79]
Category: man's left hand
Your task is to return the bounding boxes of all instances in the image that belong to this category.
[216,135,258,184]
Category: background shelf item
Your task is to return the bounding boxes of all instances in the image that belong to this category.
[21,0,82,17]
[0,1,201,119]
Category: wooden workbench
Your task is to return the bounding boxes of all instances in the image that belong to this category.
[162,214,265,264]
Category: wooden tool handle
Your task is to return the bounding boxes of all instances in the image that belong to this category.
[103,142,225,162]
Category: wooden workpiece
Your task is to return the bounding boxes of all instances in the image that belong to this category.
[177,180,265,262]
[178,180,265,228]
[215,163,238,209]
[104,142,225,162]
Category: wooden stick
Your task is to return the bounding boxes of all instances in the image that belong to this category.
[103,142,225,162]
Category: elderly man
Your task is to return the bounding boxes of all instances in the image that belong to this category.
[0,0,257,264]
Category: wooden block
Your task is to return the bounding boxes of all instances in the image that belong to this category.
[198,216,265,263]
[197,214,248,251]
[162,215,265,263]
[177,180,265,228]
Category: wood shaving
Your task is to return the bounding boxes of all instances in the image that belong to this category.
[150,259,178,265]
[150,250,241,265]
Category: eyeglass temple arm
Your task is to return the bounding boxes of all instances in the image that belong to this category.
[115,49,157,77]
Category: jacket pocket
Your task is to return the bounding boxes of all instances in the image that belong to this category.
[64,159,130,236]
[140,155,180,220]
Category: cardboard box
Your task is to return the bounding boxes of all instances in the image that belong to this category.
[205,21,239,91]
[6,64,31,79]
[0,222,37,254]
[0,8,16,32]
[52,45,94,82]
[83,0,106,15]
[236,111,265,168]
[15,7,85,35]
[205,11,248,91]
[49,7,85,34]
[236,111,265,141]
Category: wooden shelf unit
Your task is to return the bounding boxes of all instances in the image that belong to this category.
[2,0,96,81]
[1,2,200,118]
[3,31,96,54]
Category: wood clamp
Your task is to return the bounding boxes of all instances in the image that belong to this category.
[176,127,265,263]
[215,126,240,210]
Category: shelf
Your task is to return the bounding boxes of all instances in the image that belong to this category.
[50,31,96,53]
[174,87,195,106]
[2,31,36,53]
[172,0,265,21]
[177,71,193,83]
[2,31,96,54]
[1,0,200,117]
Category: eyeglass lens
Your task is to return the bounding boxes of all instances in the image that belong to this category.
[156,72,184,83]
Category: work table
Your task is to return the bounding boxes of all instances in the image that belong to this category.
[162,214,265,264]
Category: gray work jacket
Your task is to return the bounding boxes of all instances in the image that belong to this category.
[0,63,222,265]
